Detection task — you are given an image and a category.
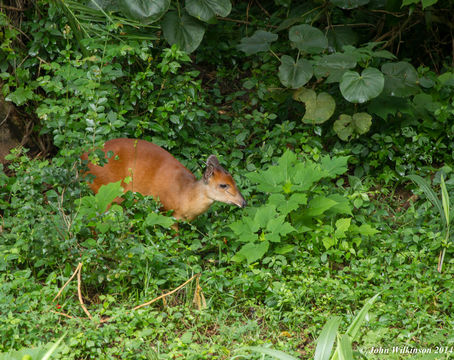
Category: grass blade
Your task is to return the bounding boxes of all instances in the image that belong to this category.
[314,316,341,360]
[345,293,379,340]
[440,174,450,229]
[337,334,354,360]
[407,175,444,224]
[242,346,299,360]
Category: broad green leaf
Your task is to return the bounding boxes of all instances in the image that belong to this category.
[320,156,349,178]
[243,346,299,360]
[267,216,296,237]
[275,193,308,215]
[368,95,409,120]
[401,0,419,4]
[335,218,351,238]
[421,0,438,8]
[118,0,170,23]
[5,87,35,106]
[334,115,354,141]
[293,88,335,124]
[96,181,123,213]
[144,212,174,228]
[293,162,325,190]
[340,68,384,103]
[254,205,277,228]
[352,112,372,134]
[356,223,379,236]
[314,53,357,83]
[322,236,337,249]
[237,30,278,55]
[326,26,358,51]
[333,114,353,141]
[314,316,341,360]
[161,11,205,53]
[278,55,313,89]
[306,196,338,216]
[381,61,419,97]
[235,241,269,264]
[326,194,353,216]
[186,0,231,22]
[330,0,370,9]
[289,24,327,54]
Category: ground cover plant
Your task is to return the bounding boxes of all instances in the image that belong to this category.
[0,0,453,359]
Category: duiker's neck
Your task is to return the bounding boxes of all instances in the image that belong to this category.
[180,179,214,221]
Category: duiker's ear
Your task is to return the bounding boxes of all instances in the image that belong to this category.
[203,155,219,184]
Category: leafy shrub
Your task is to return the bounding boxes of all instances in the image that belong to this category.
[228,150,378,264]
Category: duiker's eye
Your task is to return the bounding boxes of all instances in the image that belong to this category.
[219,184,229,189]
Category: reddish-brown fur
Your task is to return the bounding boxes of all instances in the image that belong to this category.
[81,138,246,221]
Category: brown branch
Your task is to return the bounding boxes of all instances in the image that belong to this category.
[53,262,82,302]
[51,310,74,320]
[77,263,93,320]
[133,274,200,311]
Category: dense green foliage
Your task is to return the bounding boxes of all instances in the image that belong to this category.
[0,0,453,359]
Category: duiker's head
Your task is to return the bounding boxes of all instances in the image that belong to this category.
[203,155,246,208]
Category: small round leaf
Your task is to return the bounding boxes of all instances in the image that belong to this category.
[289,24,328,54]
[340,67,384,103]
[278,55,313,89]
[333,114,353,141]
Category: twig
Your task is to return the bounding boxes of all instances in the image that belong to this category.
[77,263,93,320]
[133,274,200,311]
[51,310,74,319]
[53,262,82,302]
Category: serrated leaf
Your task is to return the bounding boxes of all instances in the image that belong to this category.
[306,196,338,216]
[278,55,313,89]
[235,241,269,264]
[254,205,277,228]
[144,212,174,228]
[326,194,353,216]
[186,0,231,22]
[96,181,123,213]
[320,156,349,177]
[357,223,379,236]
[5,87,35,106]
[118,0,170,23]
[161,11,205,53]
[340,68,384,103]
[289,24,327,54]
[335,218,351,238]
[237,30,278,55]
